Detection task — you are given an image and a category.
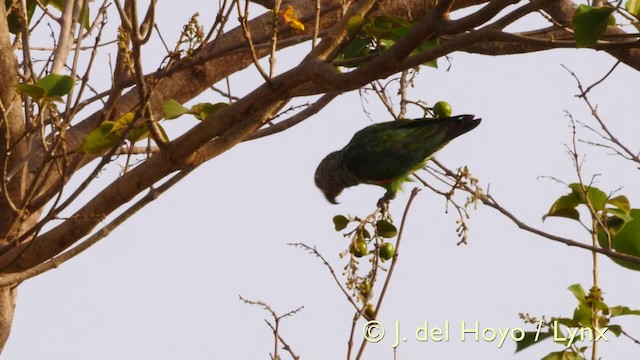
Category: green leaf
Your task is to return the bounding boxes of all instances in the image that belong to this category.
[391,26,439,68]
[568,183,607,211]
[544,184,611,221]
[597,209,640,271]
[109,112,150,143]
[79,121,120,153]
[163,99,189,119]
[126,125,150,143]
[338,16,439,68]
[362,22,395,40]
[542,350,586,360]
[572,5,614,48]
[604,215,628,234]
[372,15,411,28]
[376,220,397,238]
[543,193,582,221]
[607,208,633,225]
[555,317,582,328]
[339,36,373,63]
[79,1,91,30]
[626,0,640,17]
[593,299,609,312]
[127,123,170,144]
[156,123,170,142]
[14,83,46,101]
[346,15,364,38]
[188,102,228,121]
[608,195,631,214]
[609,305,640,317]
[333,215,349,231]
[111,112,135,133]
[568,284,586,300]
[163,100,228,121]
[42,0,90,29]
[544,207,581,221]
[6,0,37,34]
[572,303,592,327]
[362,228,371,239]
[608,324,622,336]
[514,331,553,352]
[43,0,65,11]
[36,74,75,97]
[415,38,439,68]
[541,351,565,360]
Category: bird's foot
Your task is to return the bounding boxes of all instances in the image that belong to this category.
[376,192,394,214]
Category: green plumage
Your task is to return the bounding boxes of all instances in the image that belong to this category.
[315,115,480,204]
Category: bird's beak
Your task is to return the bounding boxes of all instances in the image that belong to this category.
[327,195,339,204]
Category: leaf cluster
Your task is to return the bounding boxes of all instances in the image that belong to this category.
[516,284,640,359]
[337,15,438,68]
[78,99,228,154]
[544,184,640,271]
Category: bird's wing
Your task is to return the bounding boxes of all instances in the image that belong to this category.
[341,119,449,183]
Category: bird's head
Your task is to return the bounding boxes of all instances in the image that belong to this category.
[315,151,346,204]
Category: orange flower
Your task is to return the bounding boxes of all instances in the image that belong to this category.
[279,5,305,31]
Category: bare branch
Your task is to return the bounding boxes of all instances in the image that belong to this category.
[51,0,83,74]
[288,243,359,311]
[0,168,194,286]
[239,295,303,360]
[563,66,640,167]
[246,92,339,140]
[431,160,640,266]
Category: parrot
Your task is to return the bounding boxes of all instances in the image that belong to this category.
[314,115,481,205]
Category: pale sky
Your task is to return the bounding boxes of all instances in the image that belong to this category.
[3,2,640,359]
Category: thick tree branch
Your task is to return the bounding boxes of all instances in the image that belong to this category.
[10,0,488,229]
[0,167,194,287]
[4,0,640,293]
[544,0,640,71]
[0,0,570,270]
[0,90,285,271]
[0,2,27,241]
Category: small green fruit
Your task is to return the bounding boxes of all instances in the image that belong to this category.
[379,242,395,261]
[351,239,368,257]
[360,280,372,298]
[364,303,376,320]
[432,101,453,118]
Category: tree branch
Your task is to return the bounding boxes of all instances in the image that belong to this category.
[0,1,27,240]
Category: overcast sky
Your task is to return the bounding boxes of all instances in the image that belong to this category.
[3,2,640,359]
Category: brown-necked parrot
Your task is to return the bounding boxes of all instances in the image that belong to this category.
[314,115,481,204]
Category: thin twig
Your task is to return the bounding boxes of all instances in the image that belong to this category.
[239,295,303,360]
[0,168,195,286]
[582,61,620,97]
[430,159,640,266]
[288,243,359,311]
[622,328,640,346]
[236,0,271,83]
[563,65,640,167]
[246,92,339,141]
[354,187,420,360]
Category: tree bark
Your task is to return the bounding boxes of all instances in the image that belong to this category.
[0,286,17,353]
[1,0,640,354]
[0,2,25,352]
[0,0,27,242]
